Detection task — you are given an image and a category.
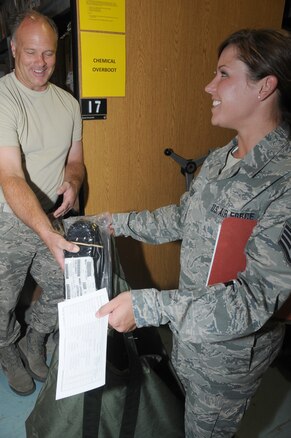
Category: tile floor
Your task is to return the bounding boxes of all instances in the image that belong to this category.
[0,334,55,438]
[1,325,291,437]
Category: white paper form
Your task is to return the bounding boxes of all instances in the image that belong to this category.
[56,288,109,400]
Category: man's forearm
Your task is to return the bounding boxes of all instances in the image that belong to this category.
[2,175,54,236]
[2,175,80,269]
[63,161,85,194]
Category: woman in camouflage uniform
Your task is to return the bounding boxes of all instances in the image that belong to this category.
[98,29,291,437]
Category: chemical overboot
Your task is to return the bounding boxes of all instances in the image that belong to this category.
[18,328,49,382]
[0,343,35,395]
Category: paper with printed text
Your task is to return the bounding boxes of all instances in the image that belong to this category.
[56,288,108,400]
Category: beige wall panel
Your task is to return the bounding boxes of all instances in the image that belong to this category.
[83,0,285,289]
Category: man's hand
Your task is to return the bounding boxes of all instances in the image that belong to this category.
[42,229,80,270]
[53,139,85,218]
[53,181,77,218]
[96,292,136,332]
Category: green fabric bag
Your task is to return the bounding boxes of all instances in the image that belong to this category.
[26,239,185,438]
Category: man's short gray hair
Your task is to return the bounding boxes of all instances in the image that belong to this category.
[10,9,58,42]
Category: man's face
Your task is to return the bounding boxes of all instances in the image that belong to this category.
[11,18,57,91]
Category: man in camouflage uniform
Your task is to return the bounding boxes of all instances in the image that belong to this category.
[0,10,83,396]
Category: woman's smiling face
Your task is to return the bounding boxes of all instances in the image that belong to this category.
[205,45,261,132]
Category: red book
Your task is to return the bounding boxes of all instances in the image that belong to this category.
[206,217,257,286]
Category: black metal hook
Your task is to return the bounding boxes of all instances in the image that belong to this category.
[164,148,210,190]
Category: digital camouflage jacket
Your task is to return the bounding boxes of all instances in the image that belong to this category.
[112,125,291,346]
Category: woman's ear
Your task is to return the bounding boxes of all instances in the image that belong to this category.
[258,75,278,100]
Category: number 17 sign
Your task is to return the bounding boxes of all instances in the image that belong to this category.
[81,98,107,120]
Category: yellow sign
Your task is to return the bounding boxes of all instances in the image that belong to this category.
[80,32,126,97]
[78,0,125,33]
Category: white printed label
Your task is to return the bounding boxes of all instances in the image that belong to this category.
[64,257,96,299]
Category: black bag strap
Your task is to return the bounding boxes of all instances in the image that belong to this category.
[83,238,143,438]
[118,332,143,438]
[82,332,143,438]
[82,386,103,437]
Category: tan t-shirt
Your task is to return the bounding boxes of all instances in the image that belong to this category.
[0,72,82,211]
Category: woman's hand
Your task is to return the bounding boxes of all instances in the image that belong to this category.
[96,292,136,332]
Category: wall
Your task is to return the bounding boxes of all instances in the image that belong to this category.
[82,0,285,289]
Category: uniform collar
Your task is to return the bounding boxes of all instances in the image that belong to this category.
[212,124,290,179]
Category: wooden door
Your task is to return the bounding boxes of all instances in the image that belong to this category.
[82,0,285,289]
